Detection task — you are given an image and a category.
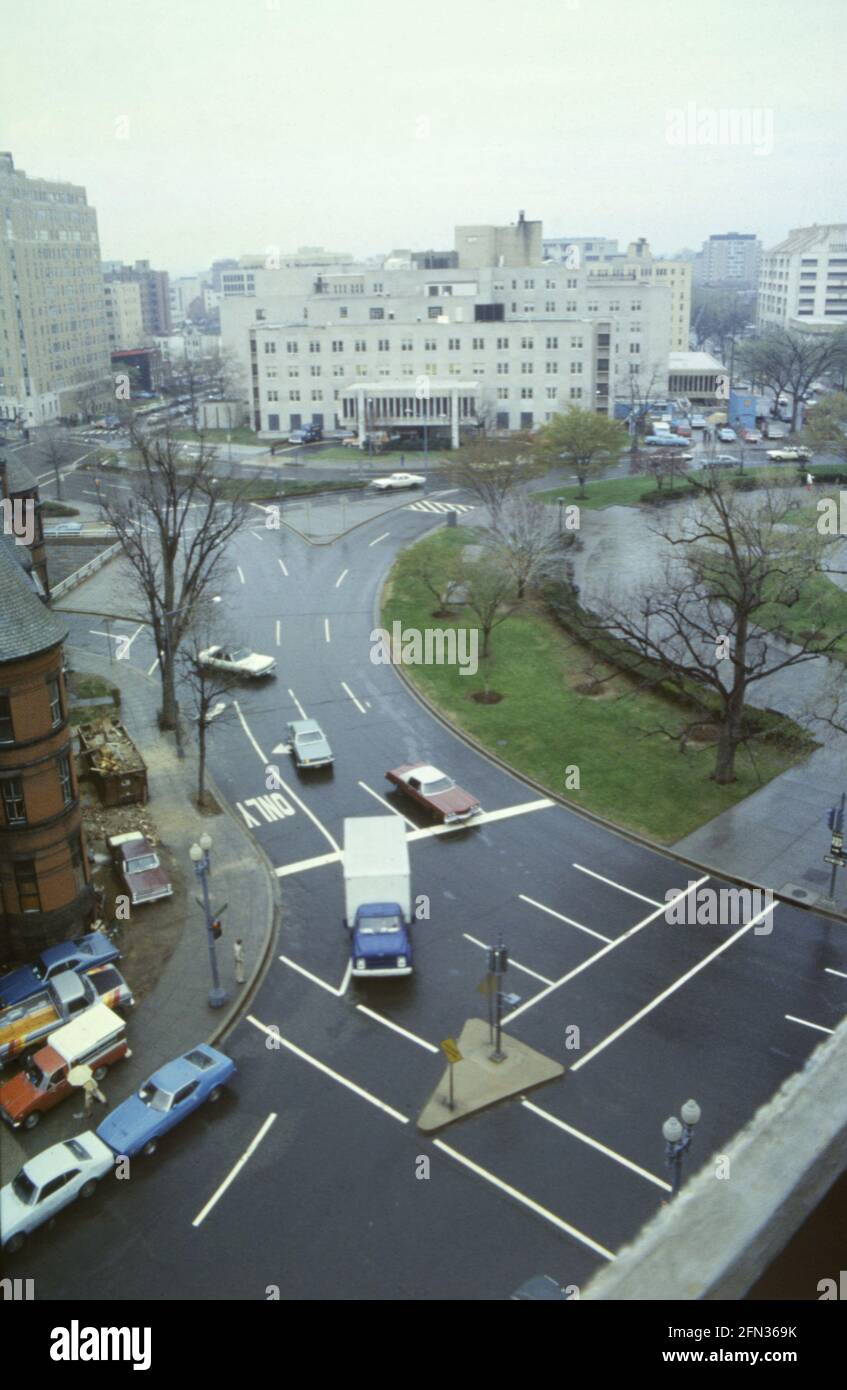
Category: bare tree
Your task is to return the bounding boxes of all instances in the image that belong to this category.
[624,365,664,465]
[804,392,847,466]
[738,329,847,431]
[97,423,253,738]
[632,448,692,494]
[444,435,540,525]
[38,428,67,501]
[460,554,520,660]
[486,488,572,598]
[573,479,847,783]
[397,541,465,617]
[178,641,238,809]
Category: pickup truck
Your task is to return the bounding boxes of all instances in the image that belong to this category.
[343,817,413,978]
[0,931,120,1008]
[0,1003,129,1130]
[0,966,134,1069]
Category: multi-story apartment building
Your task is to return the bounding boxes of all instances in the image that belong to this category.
[103,259,172,338]
[758,225,847,333]
[543,235,690,350]
[222,222,672,439]
[103,278,144,351]
[0,536,93,960]
[0,152,112,427]
[694,232,761,290]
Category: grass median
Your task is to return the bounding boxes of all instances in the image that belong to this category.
[382,529,808,843]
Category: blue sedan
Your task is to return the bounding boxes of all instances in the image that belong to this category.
[0,932,120,1008]
[96,1046,236,1158]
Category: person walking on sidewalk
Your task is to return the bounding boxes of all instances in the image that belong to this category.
[233,937,245,986]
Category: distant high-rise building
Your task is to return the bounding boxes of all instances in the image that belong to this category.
[758,224,847,332]
[103,278,144,350]
[0,153,112,427]
[695,233,761,289]
[103,259,172,338]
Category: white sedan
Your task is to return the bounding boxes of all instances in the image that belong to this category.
[766,447,812,462]
[1,1133,115,1253]
[198,645,277,679]
[370,472,426,491]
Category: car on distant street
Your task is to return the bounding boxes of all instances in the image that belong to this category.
[717,427,737,443]
[703,454,742,469]
[288,424,323,444]
[43,521,83,536]
[198,645,277,679]
[287,719,334,768]
[108,833,173,907]
[0,932,120,1009]
[766,447,812,462]
[643,435,691,451]
[741,429,762,444]
[95,1045,236,1158]
[1,1133,115,1253]
[690,415,708,429]
[370,471,426,490]
[386,762,481,824]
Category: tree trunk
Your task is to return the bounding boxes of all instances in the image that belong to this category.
[577,471,587,499]
[160,656,177,731]
[198,724,207,804]
[713,666,746,784]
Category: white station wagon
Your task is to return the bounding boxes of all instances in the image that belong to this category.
[370,472,426,491]
[1,1133,115,1253]
[198,645,277,679]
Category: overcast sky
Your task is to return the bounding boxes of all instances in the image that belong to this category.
[4,0,845,275]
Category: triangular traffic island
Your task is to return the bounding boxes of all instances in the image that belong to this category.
[417,1018,564,1133]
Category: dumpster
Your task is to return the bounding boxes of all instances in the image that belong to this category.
[77,718,148,806]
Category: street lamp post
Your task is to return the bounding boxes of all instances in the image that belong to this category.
[190,833,229,1009]
[662,1099,701,1197]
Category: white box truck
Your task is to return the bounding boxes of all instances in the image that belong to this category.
[343,817,413,978]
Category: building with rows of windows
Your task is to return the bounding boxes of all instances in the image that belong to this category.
[221,218,677,441]
[758,224,847,333]
[0,537,93,961]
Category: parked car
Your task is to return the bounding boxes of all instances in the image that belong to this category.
[288,424,323,444]
[690,415,708,429]
[767,447,812,462]
[108,832,173,907]
[741,429,762,444]
[95,1045,236,1157]
[370,472,426,490]
[717,427,737,443]
[643,435,691,451]
[0,1004,129,1131]
[287,719,333,768]
[0,967,134,1069]
[764,423,786,439]
[386,762,481,824]
[0,931,120,1009]
[198,645,277,679]
[0,1133,115,1253]
[703,454,742,469]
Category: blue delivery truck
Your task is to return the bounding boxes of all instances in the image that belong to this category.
[343,817,412,978]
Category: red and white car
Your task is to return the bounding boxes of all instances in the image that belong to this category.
[108,833,173,907]
[385,763,481,823]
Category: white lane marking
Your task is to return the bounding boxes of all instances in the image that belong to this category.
[405,799,554,843]
[288,688,307,721]
[250,530,265,542]
[147,657,160,676]
[521,1100,672,1192]
[785,1014,834,1035]
[356,1005,439,1053]
[275,619,281,647]
[369,532,390,546]
[503,877,710,1025]
[250,501,272,513]
[324,618,331,642]
[234,700,339,853]
[463,933,553,985]
[237,565,245,584]
[433,1140,615,1260]
[357,781,417,829]
[570,899,778,1072]
[91,624,145,656]
[824,967,847,980]
[278,558,288,577]
[279,954,347,996]
[192,1113,277,1228]
[233,699,267,763]
[342,680,366,714]
[275,851,341,877]
[519,894,612,944]
[572,863,662,908]
[247,1016,408,1124]
[335,568,349,588]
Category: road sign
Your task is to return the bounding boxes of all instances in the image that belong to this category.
[831,833,844,851]
[440,1038,462,1065]
[502,992,521,1007]
[824,854,847,867]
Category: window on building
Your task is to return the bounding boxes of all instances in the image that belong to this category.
[378,339,389,351]
[354,340,366,352]
[290,390,301,401]
[521,362,533,374]
[309,341,321,352]
[286,341,299,354]
[497,362,509,374]
[428,306,442,319]
[332,340,344,352]
[310,365,321,377]
[496,386,509,399]
[14,860,40,913]
[267,389,279,401]
[546,387,557,399]
[521,337,534,350]
[0,694,12,744]
[2,777,26,825]
[340,307,348,318]
[545,361,558,373]
[424,339,437,351]
[520,387,534,399]
[263,342,276,354]
[448,337,461,350]
[496,337,509,350]
[58,751,73,807]
[369,307,385,319]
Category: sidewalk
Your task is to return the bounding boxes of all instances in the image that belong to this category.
[0,646,279,1182]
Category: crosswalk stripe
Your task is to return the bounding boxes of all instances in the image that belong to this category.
[408,501,475,514]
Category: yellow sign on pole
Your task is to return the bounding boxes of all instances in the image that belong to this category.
[440,1038,462,1065]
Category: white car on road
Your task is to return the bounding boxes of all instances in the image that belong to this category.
[198,645,277,679]
[370,472,426,491]
[1,1133,114,1253]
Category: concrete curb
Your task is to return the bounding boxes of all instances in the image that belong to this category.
[375,528,847,924]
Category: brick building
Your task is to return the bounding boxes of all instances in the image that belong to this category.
[0,537,93,961]
[0,451,48,599]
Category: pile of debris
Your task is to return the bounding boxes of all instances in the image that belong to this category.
[83,800,162,851]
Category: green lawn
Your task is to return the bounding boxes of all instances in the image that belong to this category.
[382,531,810,843]
[533,476,653,509]
[758,571,847,659]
